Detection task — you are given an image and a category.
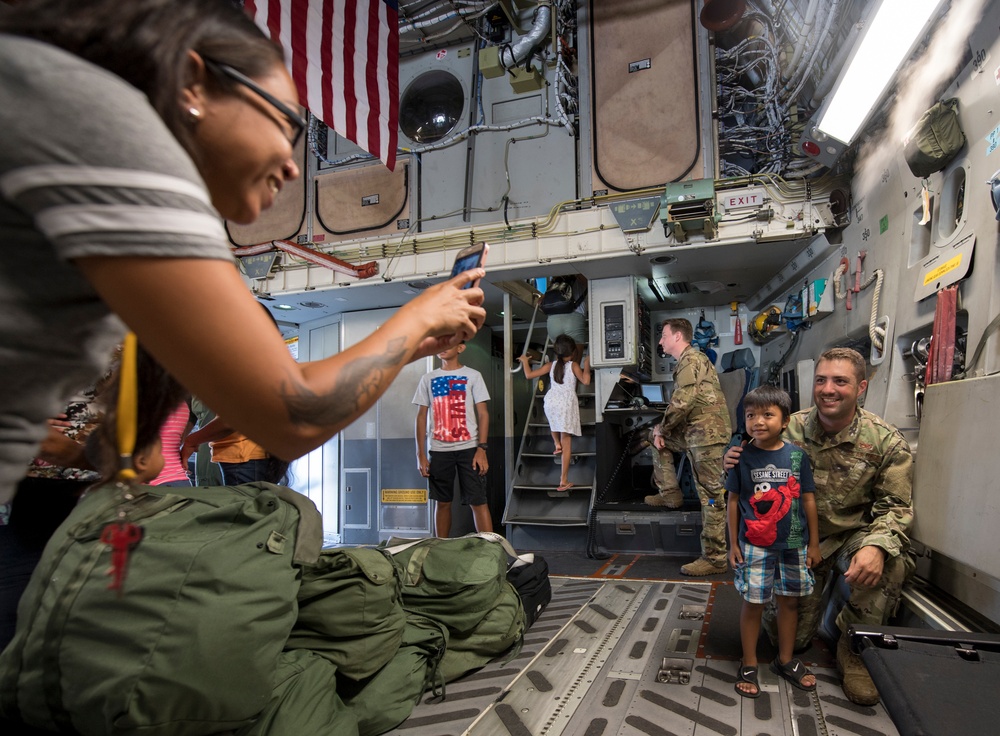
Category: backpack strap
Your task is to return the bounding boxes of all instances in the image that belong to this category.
[466,531,536,570]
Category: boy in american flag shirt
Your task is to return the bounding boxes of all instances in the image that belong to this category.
[413,343,493,537]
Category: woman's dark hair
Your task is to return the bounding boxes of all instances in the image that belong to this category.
[551,334,578,385]
[88,344,190,483]
[0,0,285,153]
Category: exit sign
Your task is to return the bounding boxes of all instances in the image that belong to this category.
[720,188,765,210]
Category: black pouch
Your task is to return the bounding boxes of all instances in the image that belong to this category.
[506,555,552,629]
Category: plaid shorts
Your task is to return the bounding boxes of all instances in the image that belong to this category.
[733,542,815,604]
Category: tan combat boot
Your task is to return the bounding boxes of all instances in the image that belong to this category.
[680,557,728,576]
[645,489,683,509]
[837,635,880,705]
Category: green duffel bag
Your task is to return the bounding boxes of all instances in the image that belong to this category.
[237,649,359,736]
[339,613,448,736]
[0,482,321,736]
[903,98,966,178]
[287,547,406,681]
[387,535,507,636]
[437,579,525,683]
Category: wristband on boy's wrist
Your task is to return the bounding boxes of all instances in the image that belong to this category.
[477,443,488,450]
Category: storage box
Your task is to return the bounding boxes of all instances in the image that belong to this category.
[595,509,702,556]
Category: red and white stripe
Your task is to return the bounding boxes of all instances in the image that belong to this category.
[245,0,399,171]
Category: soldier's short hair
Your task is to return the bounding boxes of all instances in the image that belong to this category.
[661,318,693,342]
[818,347,866,383]
[743,385,792,421]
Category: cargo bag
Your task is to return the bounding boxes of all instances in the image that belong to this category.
[506,553,552,629]
[385,534,528,683]
[436,579,524,682]
[287,546,406,681]
[237,649,359,736]
[387,535,509,636]
[903,98,966,178]
[338,613,449,736]
[0,482,321,736]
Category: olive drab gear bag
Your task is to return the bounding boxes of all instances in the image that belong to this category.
[338,613,449,736]
[384,533,527,682]
[387,534,510,635]
[903,98,966,178]
[287,546,406,681]
[0,482,321,736]
[237,649,360,736]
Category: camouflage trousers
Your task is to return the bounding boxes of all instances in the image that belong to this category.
[762,529,916,651]
[651,432,727,565]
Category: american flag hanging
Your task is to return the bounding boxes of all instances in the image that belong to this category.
[244,0,399,171]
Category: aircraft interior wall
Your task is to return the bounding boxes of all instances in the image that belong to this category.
[239,0,1000,623]
[753,0,1000,624]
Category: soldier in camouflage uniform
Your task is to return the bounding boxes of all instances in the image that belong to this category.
[726,347,913,707]
[646,319,732,576]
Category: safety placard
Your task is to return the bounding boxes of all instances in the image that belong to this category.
[922,254,963,286]
[381,488,428,504]
[914,233,975,301]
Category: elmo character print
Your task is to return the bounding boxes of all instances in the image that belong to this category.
[745,474,801,547]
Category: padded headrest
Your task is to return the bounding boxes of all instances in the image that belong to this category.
[721,348,756,372]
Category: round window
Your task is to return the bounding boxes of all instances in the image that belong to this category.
[399,70,464,144]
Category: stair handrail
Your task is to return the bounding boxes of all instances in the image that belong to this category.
[511,292,544,373]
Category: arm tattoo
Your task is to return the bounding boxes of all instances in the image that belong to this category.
[282,337,409,426]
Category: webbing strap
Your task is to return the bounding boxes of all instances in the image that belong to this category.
[115,332,139,483]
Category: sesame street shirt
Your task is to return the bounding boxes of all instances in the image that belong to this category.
[726,442,815,550]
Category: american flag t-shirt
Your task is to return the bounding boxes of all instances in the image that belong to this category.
[430,375,472,443]
[244,0,399,171]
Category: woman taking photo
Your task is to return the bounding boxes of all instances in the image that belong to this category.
[0,0,486,505]
[0,0,486,637]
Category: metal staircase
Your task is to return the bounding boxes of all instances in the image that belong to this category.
[503,345,596,543]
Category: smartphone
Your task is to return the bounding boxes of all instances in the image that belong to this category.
[450,242,489,289]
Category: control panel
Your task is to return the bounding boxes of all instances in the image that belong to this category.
[589,276,651,377]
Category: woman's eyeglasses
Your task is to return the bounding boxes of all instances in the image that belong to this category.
[203,58,306,148]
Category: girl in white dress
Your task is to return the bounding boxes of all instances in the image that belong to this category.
[518,335,591,490]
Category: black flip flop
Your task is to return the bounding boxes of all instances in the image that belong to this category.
[735,663,761,699]
[771,657,816,692]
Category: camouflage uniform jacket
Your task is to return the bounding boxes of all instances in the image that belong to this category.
[786,406,913,560]
[659,346,732,447]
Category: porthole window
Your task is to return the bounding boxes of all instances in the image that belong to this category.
[399,71,464,144]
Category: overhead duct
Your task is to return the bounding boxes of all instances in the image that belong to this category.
[498,3,552,71]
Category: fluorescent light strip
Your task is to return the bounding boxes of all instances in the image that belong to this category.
[817,0,941,144]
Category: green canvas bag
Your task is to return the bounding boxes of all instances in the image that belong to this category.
[0,482,321,736]
[339,613,448,736]
[387,535,508,636]
[238,649,359,736]
[437,579,525,683]
[903,98,966,178]
[287,546,406,681]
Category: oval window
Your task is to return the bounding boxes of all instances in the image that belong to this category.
[399,70,464,144]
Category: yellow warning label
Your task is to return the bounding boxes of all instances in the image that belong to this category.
[381,488,428,504]
[923,254,963,286]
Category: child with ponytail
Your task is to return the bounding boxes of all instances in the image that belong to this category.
[518,334,591,491]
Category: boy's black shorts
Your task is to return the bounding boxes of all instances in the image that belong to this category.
[428,448,488,505]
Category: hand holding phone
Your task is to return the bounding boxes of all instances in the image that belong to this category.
[450,242,489,289]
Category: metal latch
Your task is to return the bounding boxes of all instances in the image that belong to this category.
[657,657,693,684]
[678,604,705,621]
